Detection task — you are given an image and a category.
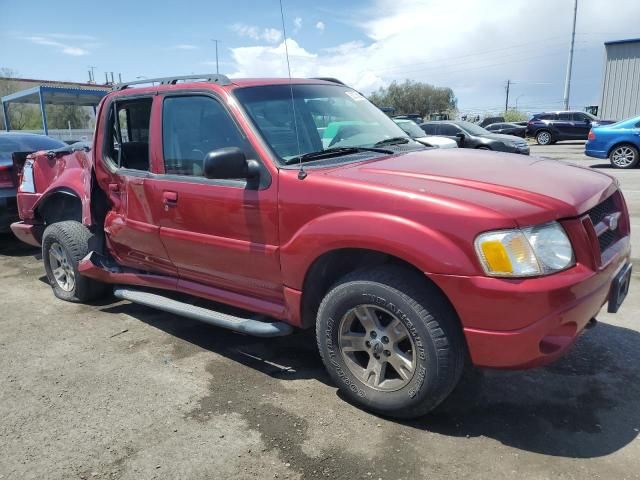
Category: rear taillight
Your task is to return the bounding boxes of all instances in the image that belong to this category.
[0,165,13,188]
[588,130,596,141]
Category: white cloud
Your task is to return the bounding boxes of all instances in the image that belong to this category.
[231,23,282,44]
[293,17,303,33]
[172,44,198,50]
[229,0,640,113]
[315,21,325,32]
[23,35,90,56]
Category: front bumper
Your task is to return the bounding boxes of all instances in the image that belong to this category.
[430,236,631,369]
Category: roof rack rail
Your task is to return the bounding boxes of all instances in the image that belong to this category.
[311,77,347,86]
[114,74,232,91]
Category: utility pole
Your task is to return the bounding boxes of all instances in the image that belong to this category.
[563,0,578,110]
[88,66,96,83]
[505,80,511,113]
[212,39,220,74]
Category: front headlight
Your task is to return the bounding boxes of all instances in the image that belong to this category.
[475,222,574,277]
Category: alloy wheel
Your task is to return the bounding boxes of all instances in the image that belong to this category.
[338,305,416,391]
[48,242,76,292]
[611,146,636,168]
[537,131,551,145]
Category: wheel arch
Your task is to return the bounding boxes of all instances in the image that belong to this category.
[607,141,640,158]
[298,247,465,330]
[35,188,84,225]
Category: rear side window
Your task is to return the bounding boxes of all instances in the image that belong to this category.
[162,96,248,177]
[558,113,572,121]
[537,114,557,120]
[105,97,152,171]
[439,124,461,136]
[421,124,437,135]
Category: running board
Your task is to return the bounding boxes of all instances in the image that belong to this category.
[113,288,293,337]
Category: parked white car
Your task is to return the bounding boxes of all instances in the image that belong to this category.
[393,119,458,149]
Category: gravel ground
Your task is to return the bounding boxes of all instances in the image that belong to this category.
[1,142,639,479]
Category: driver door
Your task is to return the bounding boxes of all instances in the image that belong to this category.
[152,93,283,303]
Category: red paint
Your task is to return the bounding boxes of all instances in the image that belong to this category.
[10,78,632,369]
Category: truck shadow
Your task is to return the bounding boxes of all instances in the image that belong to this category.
[407,321,640,458]
[102,296,639,458]
[0,233,40,258]
[100,300,331,384]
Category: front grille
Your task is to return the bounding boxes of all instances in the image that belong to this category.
[586,193,622,254]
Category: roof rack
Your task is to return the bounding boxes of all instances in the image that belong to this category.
[311,77,346,86]
[114,74,232,91]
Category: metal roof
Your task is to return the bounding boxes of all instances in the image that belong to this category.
[1,85,107,106]
[604,38,640,46]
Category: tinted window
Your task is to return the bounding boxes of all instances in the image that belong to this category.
[558,113,572,121]
[572,113,590,122]
[105,98,152,171]
[537,114,557,120]
[420,123,437,135]
[439,124,462,136]
[162,96,248,176]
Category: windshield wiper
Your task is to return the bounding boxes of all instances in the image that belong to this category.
[285,146,393,165]
[373,136,410,147]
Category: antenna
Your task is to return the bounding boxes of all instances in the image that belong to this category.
[278,0,306,180]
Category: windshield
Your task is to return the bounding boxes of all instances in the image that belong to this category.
[234,84,412,163]
[394,120,425,138]
[455,121,491,136]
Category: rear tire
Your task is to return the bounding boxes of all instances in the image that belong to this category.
[316,266,465,419]
[609,144,639,169]
[42,221,108,303]
[535,130,552,145]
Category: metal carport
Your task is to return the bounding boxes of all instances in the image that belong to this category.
[1,85,108,135]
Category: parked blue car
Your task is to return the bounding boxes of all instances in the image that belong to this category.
[585,115,640,168]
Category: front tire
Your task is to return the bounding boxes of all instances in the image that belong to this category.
[42,221,108,303]
[609,144,639,169]
[535,130,552,145]
[316,266,465,419]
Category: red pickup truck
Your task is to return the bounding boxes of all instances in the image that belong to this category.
[11,75,632,418]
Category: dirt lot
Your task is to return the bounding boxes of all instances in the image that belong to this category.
[1,142,639,480]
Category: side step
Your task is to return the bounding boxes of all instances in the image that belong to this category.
[113,288,293,337]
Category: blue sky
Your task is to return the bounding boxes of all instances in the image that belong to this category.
[1,0,639,116]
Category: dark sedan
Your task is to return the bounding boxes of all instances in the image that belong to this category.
[485,122,527,138]
[0,133,66,232]
[420,121,530,155]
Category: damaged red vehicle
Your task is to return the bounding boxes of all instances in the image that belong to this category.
[11,75,632,418]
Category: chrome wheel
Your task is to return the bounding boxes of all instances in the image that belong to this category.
[611,146,636,168]
[338,305,416,392]
[536,131,551,145]
[48,242,75,292]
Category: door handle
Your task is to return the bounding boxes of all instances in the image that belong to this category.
[162,191,178,206]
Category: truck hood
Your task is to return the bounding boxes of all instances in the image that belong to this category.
[325,149,616,224]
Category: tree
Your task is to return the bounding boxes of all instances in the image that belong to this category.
[368,80,457,118]
[0,68,41,130]
[503,109,528,122]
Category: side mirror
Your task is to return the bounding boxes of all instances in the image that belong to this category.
[455,132,466,145]
[203,147,260,180]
